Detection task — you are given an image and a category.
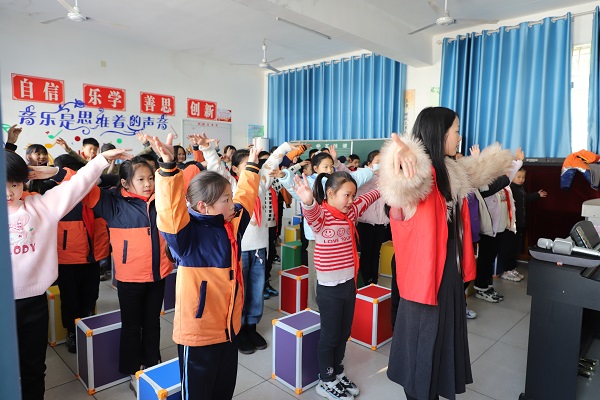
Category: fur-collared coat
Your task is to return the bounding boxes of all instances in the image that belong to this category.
[378,134,513,305]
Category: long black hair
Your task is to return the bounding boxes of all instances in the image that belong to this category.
[313,171,357,205]
[117,157,153,191]
[311,152,334,170]
[411,107,457,202]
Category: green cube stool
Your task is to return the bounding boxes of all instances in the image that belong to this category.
[282,240,302,270]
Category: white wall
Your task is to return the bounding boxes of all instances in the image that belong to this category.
[0,13,265,156]
[405,1,598,133]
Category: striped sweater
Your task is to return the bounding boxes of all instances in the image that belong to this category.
[302,189,380,284]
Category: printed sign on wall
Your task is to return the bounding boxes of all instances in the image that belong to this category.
[140,92,175,116]
[12,74,64,104]
[187,98,217,120]
[217,108,232,122]
[83,84,126,111]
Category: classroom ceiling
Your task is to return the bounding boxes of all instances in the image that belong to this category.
[0,0,594,68]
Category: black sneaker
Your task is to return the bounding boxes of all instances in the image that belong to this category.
[337,373,359,396]
[247,324,268,350]
[475,288,499,303]
[263,290,270,300]
[316,379,353,400]
[489,287,504,301]
[265,283,279,297]
[66,331,76,353]
[237,328,256,355]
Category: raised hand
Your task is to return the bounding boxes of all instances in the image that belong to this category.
[28,166,59,180]
[469,144,480,156]
[7,124,22,144]
[135,132,149,144]
[515,147,525,161]
[248,146,261,164]
[269,169,285,179]
[152,134,175,163]
[190,133,215,148]
[101,148,134,161]
[328,145,337,160]
[391,133,416,179]
[293,173,314,206]
[55,137,71,152]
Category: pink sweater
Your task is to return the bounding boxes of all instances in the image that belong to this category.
[302,189,380,284]
[9,155,108,299]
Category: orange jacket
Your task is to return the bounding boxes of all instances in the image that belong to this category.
[156,161,260,347]
[83,186,173,282]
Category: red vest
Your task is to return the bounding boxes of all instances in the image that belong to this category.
[390,172,476,306]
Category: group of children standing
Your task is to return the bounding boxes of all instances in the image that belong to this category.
[5,107,545,400]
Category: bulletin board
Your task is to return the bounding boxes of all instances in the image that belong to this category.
[181,119,231,147]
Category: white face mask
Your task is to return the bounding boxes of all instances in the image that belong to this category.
[371,164,380,171]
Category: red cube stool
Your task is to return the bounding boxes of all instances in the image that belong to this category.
[350,284,392,350]
[278,266,309,315]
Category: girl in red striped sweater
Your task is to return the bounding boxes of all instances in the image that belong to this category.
[293,171,379,400]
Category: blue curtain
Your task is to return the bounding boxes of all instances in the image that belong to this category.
[589,7,600,153]
[267,54,406,145]
[440,15,572,157]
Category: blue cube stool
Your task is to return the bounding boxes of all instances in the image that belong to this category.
[137,358,181,400]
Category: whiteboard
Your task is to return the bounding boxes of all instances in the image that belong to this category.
[181,119,231,148]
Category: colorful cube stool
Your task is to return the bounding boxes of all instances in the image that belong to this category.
[284,225,301,243]
[379,240,395,277]
[137,358,181,400]
[350,284,393,350]
[47,285,67,346]
[291,214,303,226]
[279,266,309,314]
[161,268,177,314]
[76,310,128,394]
[272,310,321,394]
[282,240,302,270]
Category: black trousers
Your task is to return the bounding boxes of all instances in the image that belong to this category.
[300,221,309,266]
[474,234,498,289]
[266,226,277,283]
[316,279,356,382]
[178,341,238,400]
[117,279,165,374]
[357,222,391,285]
[16,293,48,400]
[58,262,100,331]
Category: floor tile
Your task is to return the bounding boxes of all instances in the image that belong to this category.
[233,364,269,397]
[234,380,297,399]
[467,332,496,363]
[498,314,529,350]
[469,341,527,400]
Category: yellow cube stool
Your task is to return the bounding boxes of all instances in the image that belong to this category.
[379,241,395,278]
[47,285,67,346]
[284,225,301,243]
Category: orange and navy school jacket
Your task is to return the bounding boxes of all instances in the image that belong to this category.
[57,206,110,264]
[55,167,110,265]
[155,160,260,347]
[82,185,173,283]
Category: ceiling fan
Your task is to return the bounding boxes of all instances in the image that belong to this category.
[233,40,283,73]
[409,0,498,35]
[42,0,87,24]
[41,0,123,27]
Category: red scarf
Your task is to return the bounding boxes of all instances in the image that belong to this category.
[322,200,360,286]
[224,221,243,294]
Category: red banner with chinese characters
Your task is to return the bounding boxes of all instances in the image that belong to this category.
[140,92,175,116]
[83,84,126,111]
[187,98,217,120]
[12,74,64,104]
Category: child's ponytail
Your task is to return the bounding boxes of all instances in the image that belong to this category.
[312,173,329,205]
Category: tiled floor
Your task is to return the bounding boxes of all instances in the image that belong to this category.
[44,262,534,400]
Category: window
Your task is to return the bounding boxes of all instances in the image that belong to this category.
[571,44,591,152]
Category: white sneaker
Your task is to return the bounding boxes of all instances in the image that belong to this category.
[511,269,525,279]
[336,373,359,396]
[316,379,354,400]
[466,306,477,319]
[501,270,522,282]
